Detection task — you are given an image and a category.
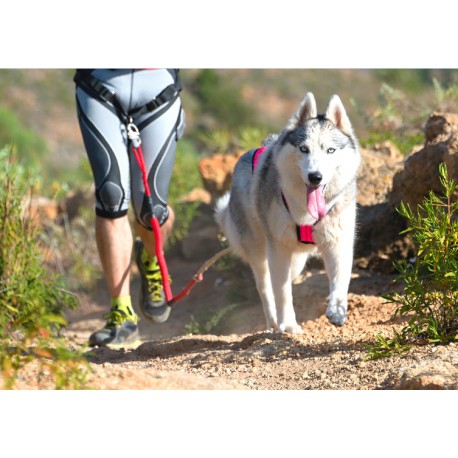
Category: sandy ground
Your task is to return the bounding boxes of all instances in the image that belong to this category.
[9,255,457,391]
[5,254,457,458]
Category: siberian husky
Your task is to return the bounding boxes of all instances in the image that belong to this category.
[215,92,360,333]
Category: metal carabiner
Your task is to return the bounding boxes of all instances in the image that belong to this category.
[127,118,141,147]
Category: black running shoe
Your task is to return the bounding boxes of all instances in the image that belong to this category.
[134,239,171,323]
[89,305,139,348]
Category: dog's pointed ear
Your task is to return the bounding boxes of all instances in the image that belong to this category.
[325,95,353,135]
[287,92,317,129]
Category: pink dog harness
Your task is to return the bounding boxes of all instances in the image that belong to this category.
[252,147,318,244]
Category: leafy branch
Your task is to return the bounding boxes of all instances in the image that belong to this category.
[367,163,458,359]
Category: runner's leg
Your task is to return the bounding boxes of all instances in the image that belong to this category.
[76,87,133,300]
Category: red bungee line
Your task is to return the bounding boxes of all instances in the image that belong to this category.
[131,142,203,305]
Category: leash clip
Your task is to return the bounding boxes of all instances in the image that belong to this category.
[127,119,141,147]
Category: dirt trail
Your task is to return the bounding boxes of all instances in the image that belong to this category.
[13,254,454,391]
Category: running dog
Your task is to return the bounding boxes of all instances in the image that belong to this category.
[215,92,360,333]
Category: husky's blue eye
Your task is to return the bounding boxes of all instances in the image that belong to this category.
[327,147,336,154]
[299,145,309,154]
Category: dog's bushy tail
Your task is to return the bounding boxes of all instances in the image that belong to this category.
[262,133,279,147]
[214,192,230,231]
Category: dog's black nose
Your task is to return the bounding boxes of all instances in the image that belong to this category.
[308,172,322,186]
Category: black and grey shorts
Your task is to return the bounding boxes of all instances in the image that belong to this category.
[75,69,185,228]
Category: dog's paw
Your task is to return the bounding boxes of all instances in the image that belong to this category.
[326,302,347,326]
[278,322,304,334]
[264,319,278,333]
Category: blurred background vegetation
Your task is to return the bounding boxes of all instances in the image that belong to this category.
[1,68,457,197]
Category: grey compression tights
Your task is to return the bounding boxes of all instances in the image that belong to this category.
[75,69,185,228]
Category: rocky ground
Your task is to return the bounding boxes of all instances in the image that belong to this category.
[10,254,457,391]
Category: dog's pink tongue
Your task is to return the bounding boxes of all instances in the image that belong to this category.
[307,186,327,220]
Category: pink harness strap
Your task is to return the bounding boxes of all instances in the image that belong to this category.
[297,224,314,243]
[252,146,266,169]
[251,147,315,244]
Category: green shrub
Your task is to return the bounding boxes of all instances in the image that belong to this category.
[193,69,257,130]
[184,303,240,335]
[0,146,90,389]
[356,82,429,155]
[374,70,431,92]
[0,106,48,171]
[40,205,102,293]
[195,126,270,155]
[432,77,458,112]
[366,163,458,359]
[360,131,424,156]
[195,128,235,154]
[236,127,271,152]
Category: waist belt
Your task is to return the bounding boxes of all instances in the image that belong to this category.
[74,70,181,122]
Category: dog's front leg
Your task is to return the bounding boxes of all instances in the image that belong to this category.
[267,244,303,334]
[251,259,278,331]
[320,235,354,327]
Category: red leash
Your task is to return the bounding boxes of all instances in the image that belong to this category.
[128,121,222,306]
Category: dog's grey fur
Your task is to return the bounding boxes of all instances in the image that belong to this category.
[216,93,360,333]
